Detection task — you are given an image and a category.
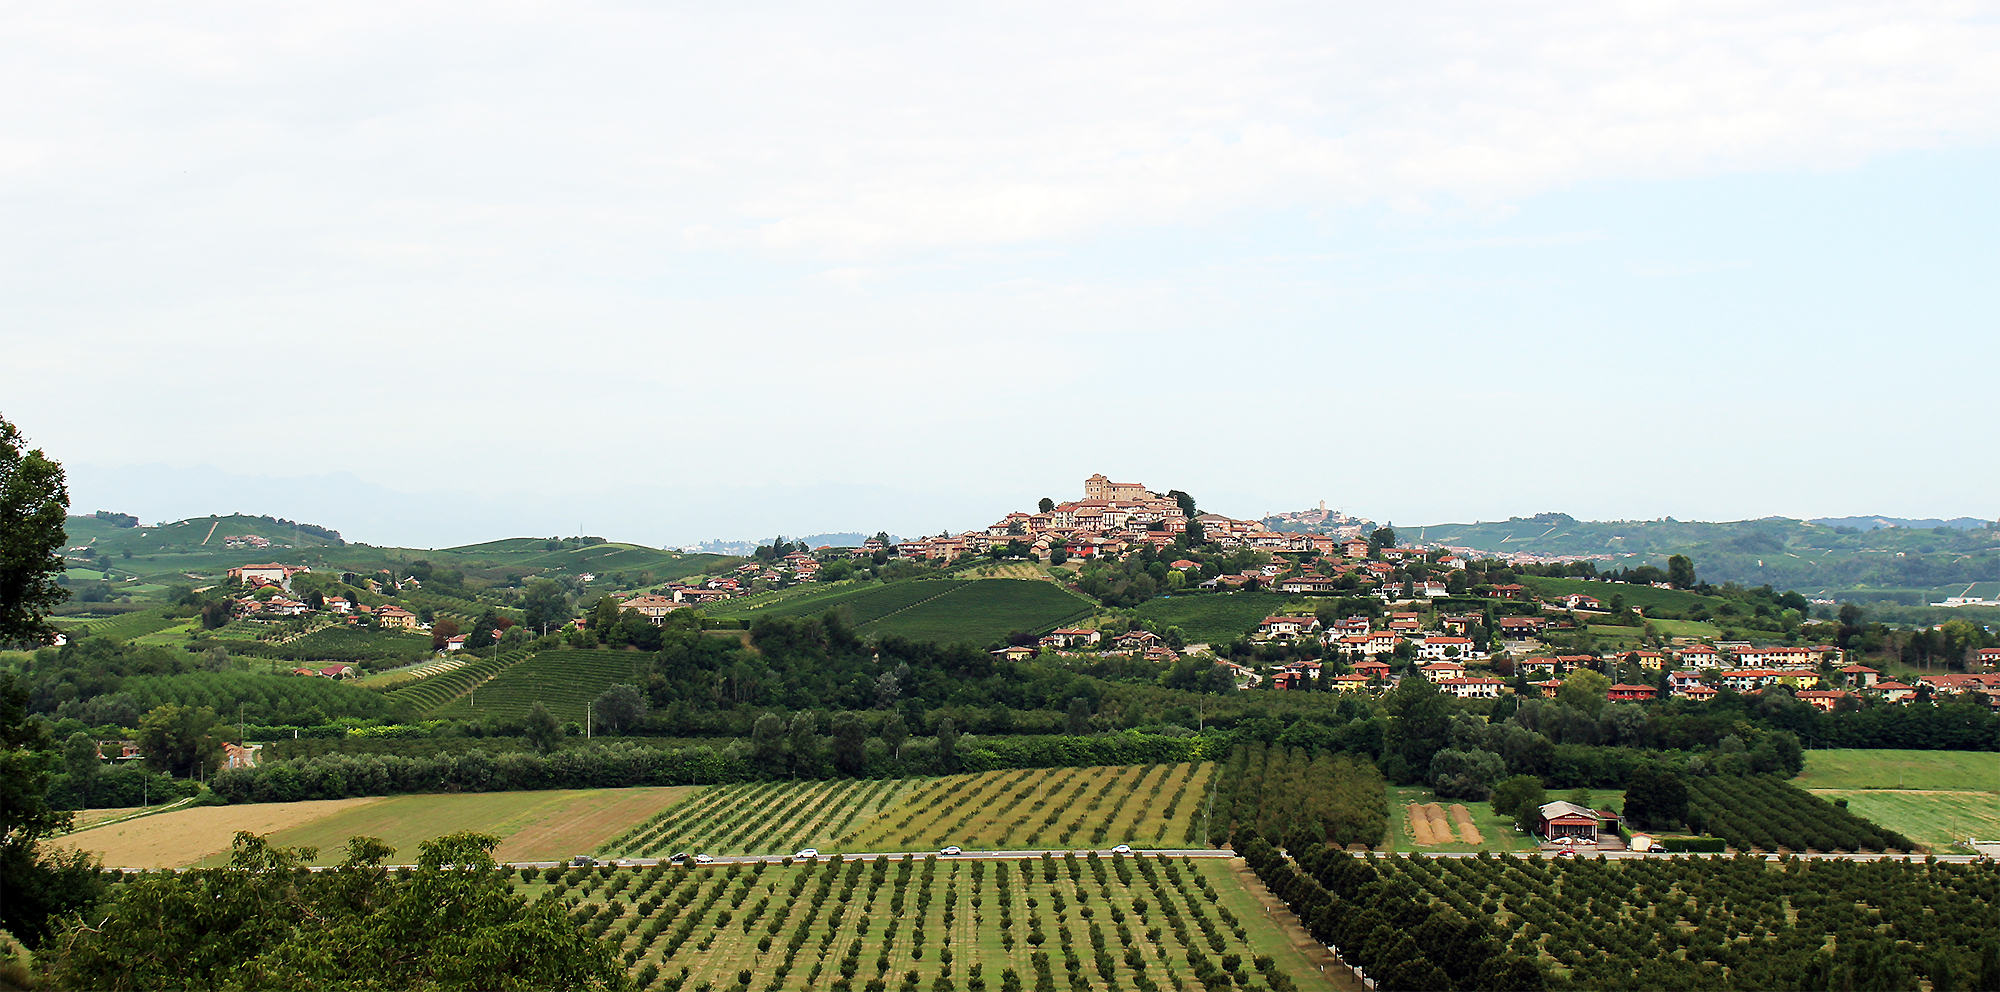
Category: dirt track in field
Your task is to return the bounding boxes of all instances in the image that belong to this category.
[58,798,385,868]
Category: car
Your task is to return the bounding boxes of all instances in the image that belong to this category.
[570,855,598,867]
[1111,845,1132,854]
[795,849,820,859]
[668,852,689,864]
[695,853,714,864]
[940,846,962,856]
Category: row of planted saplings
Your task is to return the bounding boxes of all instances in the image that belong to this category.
[536,848,1288,992]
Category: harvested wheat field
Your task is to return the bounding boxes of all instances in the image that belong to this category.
[59,797,385,868]
[1449,804,1483,844]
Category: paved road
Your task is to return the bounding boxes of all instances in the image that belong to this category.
[524,848,1236,870]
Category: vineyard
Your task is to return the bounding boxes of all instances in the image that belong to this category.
[717,580,1095,645]
[423,649,653,723]
[51,606,184,642]
[1684,775,1915,853]
[382,647,535,714]
[1247,839,2000,990]
[536,850,1323,992]
[1205,744,1388,850]
[600,765,1217,859]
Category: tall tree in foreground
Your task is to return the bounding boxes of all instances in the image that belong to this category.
[41,831,623,991]
[0,414,69,644]
[0,416,100,946]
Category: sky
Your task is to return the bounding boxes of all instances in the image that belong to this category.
[2,1,1996,549]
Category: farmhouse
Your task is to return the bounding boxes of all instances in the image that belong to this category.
[228,562,310,591]
[619,594,684,626]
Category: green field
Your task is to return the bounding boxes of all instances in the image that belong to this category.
[1804,790,2000,851]
[859,580,1095,644]
[234,625,436,663]
[602,764,1217,859]
[537,848,1329,992]
[1796,749,2000,791]
[1520,576,1720,615]
[425,648,654,723]
[1131,592,1303,646]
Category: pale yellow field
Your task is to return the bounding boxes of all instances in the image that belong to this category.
[59,798,385,868]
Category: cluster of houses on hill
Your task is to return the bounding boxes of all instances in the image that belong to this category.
[1240,633,2000,709]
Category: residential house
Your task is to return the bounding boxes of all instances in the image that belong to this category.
[1872,680,1917,703]
[1039,628,1102,649]
[1328,674,1374,692]
[1417,636,1475,660]
[1679,683,1719,702]
[1976,648,2000,670]
[1606,683,1659,701]
[1668,671,1709,695]
[1257,615,1323,640]
[1561,593,1603,610]
[1838,665,1881,688]
[1436,676,1505,699]
[375,606,421,631]
[1418,660,1467,678]
[1680,645,1722,668]
[227,563,310,590]
[1351,659,1392,680]
[1496,617,1546,639]
[1794,689,1854,712]
[1113,630,1162,651]
[990,646,1036,662]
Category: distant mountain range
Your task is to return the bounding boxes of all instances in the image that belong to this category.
[1806,516,1991,532]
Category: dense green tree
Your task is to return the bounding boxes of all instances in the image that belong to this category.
[523,701,563,753]
[520,578,573,636]
[831,712,866,776]
[0,415,69,645]
[41,830,621,991]
[136,703,223,778]
[1488,774,1548,828]
[591,684,647,734]
[1622,767,1689,830]
[788,710,818,777]
[0,672,105,944]
[1666,554,1697,589]
[1065,697,1092,735]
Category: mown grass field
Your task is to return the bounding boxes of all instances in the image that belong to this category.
[532,849,1330,992]
[1805,790,2000,851]
[602,764,1217,859]
[424,648,653,723]
[1131,593,1301,646]
[1795,749,2000,791]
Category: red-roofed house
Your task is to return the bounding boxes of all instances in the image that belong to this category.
[1794,689,1854,712]
[1607,683,1659,701]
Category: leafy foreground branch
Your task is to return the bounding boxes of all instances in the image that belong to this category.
[39,831,624,991]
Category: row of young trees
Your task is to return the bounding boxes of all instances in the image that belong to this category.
[1203,743,1389,850]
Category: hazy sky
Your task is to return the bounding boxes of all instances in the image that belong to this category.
[4,1,1996,548]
